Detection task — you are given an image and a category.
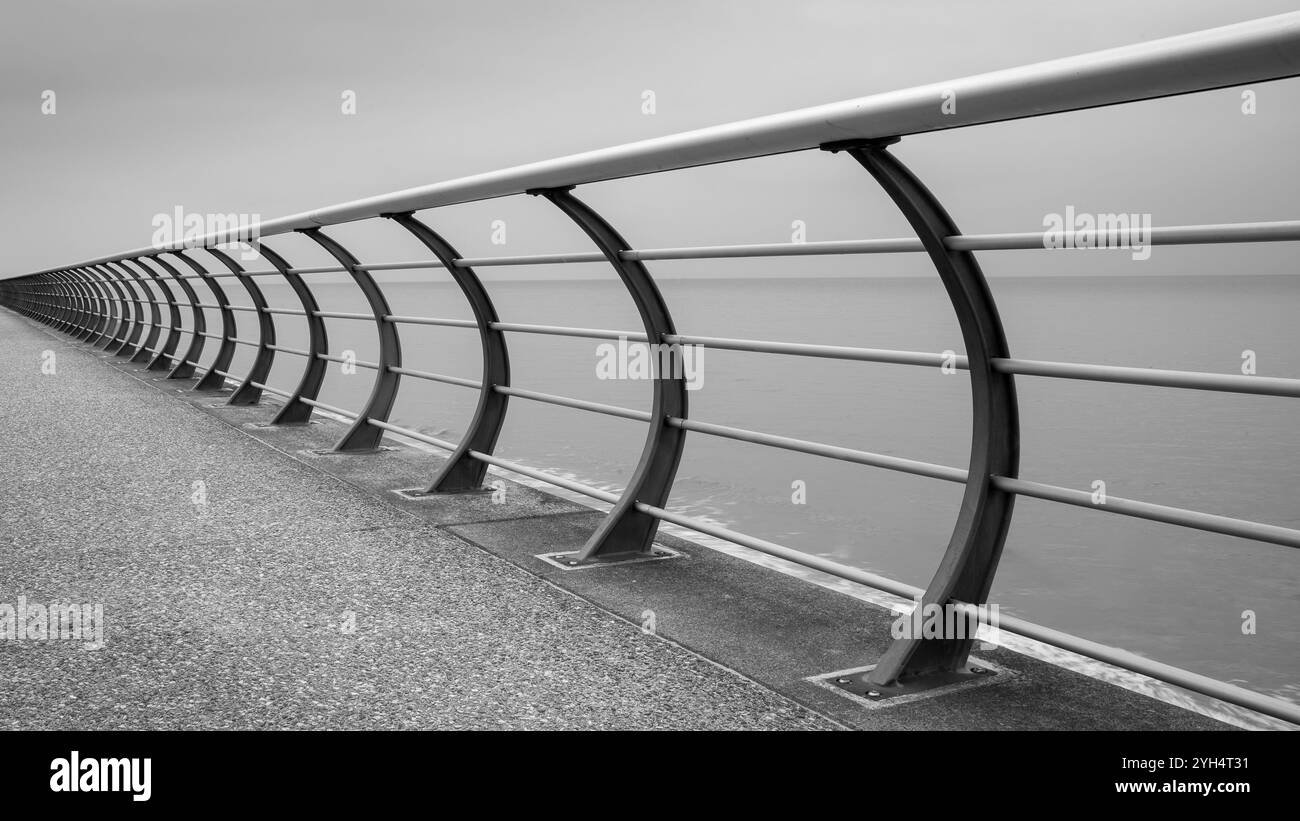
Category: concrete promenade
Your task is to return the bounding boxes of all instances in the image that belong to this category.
[0,309,1229,730]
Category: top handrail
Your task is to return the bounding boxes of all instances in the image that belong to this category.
[18,11,1300,274]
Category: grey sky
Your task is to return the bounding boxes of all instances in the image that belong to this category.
[2,0,1298,279]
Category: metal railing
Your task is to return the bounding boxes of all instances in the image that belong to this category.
[3,12,1299,725]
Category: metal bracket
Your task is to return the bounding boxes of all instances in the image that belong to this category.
[536,545,682,570]
[810,658,1008,708]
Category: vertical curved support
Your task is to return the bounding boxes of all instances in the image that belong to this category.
[147,255,207,378]
[69,269,103,340]
[168,250,239,391]
[298,228,402,452]
[109,261,159,360]
[29,275,54,325]
[533,186,688,561]
[18,276,43,321]
[52,273,78,330]
[66,270,100,341]
[386,212,510,492]
[80,267,117,344]
[88,266,127,348]
[44,273,74,331]
[830,138,1020,687]
[129,258,183,370]
[97,263,145,356]
[74,267,113,340]
[88,264,133,350]
[24,275,48,324]
[55,270,84,336]
[88,265,126,349]
[61,270,89,334]
[122,259,169,363]
[90,266,130,350]
[205,247,276,404]
[259,242,329,425]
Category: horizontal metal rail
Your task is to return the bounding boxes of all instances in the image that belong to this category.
[267,344,312,357]
[387,365,481,389]
[670,418,969,483]
[497,385,652,422]
[164,218,1300,276]
[995,476,1300,549]
[385,315,477,329]
[316,352,381,369]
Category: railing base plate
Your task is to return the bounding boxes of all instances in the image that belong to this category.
[809,658,1009,708]
[392,487,494,500]
[536,545,682,571]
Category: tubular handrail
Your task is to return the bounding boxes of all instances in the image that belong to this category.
[5,13,1300,726]
[132,216,1300,279]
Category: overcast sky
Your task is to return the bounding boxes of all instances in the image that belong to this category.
[2,0,1298,279]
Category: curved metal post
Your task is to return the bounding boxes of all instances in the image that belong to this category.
[298,228,402,452]
[28,275,53,325]
[65,270,100,341]
[54,271,84,335]
[206,247,276,404]
[128,257,183,370]
[147,254,207,379]
[63,268,96,340]
[87,265,124,348]
[86,266,124,347]
[125,258,171,363]
[88,264,133,350]
[387,212,510,492]
[2,280,20,316]
[15,276,40,320]
[97,263,145,356]
[44,273,74,331]
[59,271,86,333]
[108,261,158,360]
[168,250,239,391]
[22,275,46,323]
[51,273,77,330]
[79,267,117,344]
[258,241,329,425]
[68,269,103,340]
[533,186,688,561]
[119,260,163,362]
[830,138,1020,687]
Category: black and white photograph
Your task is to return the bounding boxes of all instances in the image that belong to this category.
[1,0,1296,804]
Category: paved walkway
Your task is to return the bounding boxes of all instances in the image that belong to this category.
[0,311,835,730]
[1,309,1240,731]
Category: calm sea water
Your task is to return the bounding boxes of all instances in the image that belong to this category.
[228,274,1299,704]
